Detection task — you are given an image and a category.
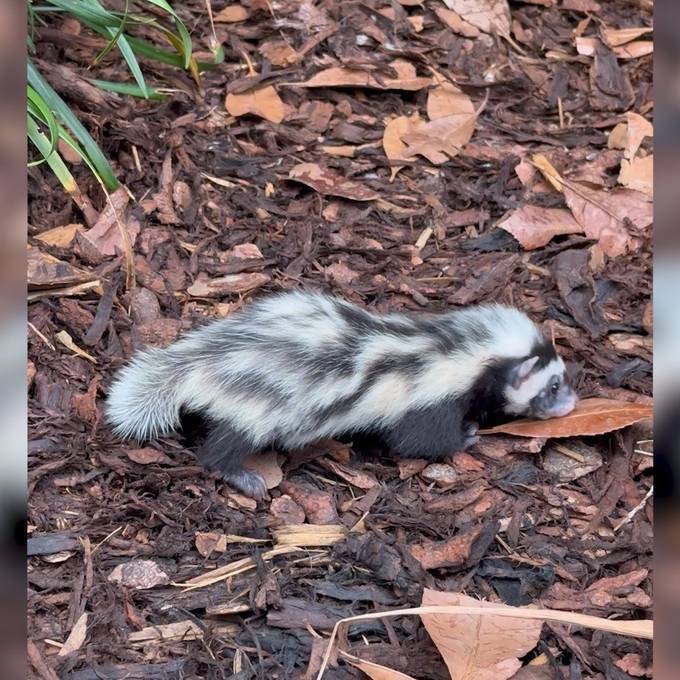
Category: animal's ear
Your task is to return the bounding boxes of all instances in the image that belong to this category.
[511,356,539,389]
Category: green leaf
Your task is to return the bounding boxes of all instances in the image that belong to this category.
[27,60,119,190]
[27,115,77,191]
[90,78,167,99]
[26,86,59,162]
[107,29,149,98]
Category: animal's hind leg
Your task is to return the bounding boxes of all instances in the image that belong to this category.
[195,421,267,500]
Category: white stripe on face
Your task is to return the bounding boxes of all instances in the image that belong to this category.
[503,357,565,415]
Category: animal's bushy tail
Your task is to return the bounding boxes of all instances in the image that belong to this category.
[106,347,186,441]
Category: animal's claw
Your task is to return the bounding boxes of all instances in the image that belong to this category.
[224,469,268,500]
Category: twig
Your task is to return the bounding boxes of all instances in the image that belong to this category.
[613,485,653,532]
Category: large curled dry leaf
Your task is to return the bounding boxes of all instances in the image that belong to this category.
[297,59,432,91]
[607,112,653,160]
[480,398,652,438]
[602,26,653,48]
[420,590,543,680]
[531,153,652,256]
[226,85,285,124]
[498,205,582,249]
[618,155,653,197]
[441,0,511,35]
[288,163,379,201]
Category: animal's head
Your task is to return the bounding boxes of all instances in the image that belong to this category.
[503,345,577,420]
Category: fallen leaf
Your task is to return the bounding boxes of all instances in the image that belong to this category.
[321,459,378,490]
[341,651,417,680]
[401,110,478,165]
[195,531,228,557]
[480,398,652,438]
[226,85,285,124]
[126,447,173,465]
[80,186,139,257]
[27,247,95,289]
[297,59,432,91]
[576,36,653,60]
[441,0,511,35]
[244,451,283,490]
[382,114,422,179]
[187,272,270,296]
[214,5,249,22]
[618,155,653,197]
[562,183,652,256]
[289,163,379,201]
[602,26,653,48]
[434,7,480,37]
[427,81,475,121]
[498,205,582,249]
[608,112,653,160]
[420,589,543,680]
[397,458,428,479]
[56,330,97,364]
[259,39,300,67]
[58,612,88,656]
[35,223,84,249]
[108,560,169,589]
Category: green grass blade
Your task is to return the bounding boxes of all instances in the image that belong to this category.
[90,78,167,99]
[145,0,192,67]
[107,29,149,98]
[93,0,130,67]
[27,115,77,190]
[34,0,121,27]
[27,85,60,161]
[27,60,119,190]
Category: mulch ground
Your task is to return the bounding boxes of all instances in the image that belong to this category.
[28,1,653,678]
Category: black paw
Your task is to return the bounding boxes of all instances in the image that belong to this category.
[462,422,480,449]
[223,469,268,500]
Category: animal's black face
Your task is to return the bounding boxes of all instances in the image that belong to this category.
[528,371,577,420]
[503,354,578,419]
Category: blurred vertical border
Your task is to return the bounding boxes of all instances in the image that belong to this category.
[656,1,679,678]
[0,1,26,679]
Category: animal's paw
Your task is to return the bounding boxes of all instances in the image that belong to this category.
[462,422,480,449]
[224,469,268,500]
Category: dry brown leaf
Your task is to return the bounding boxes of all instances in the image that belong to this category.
[297,59,432,91]
[562,183,652,257]
[259,40,300,67]
[288,163,379,201]
[226,85,285,124]
[427,81,475,120]
[35,223,84,248]
[58,612,88,656]
[195,531,228,557]
[602,26,653,48]
[576,36,653,59]
[321,458,378,489]
[612,40,653,59]
[27,247,95,289]
[126,447,173,465]
[618,155,653,197]
[608,112,653,159]
[434,7,480,37]
[187,272,270,297]
[214,5,249,23]
[480,398,652,438]
[244,451,283,490]
[383,114,422,179]
[80,186,139,257]
[441,0,511,35]
[498,205,582,249]
[56,330,97,364]
[341,651,417,680]
[420,590,543,680]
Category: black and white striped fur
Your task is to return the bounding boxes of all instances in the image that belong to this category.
[107,290,577,498]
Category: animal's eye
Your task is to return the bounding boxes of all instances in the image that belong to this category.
[550,381,560,394]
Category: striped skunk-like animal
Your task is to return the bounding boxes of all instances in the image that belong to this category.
[106,290,577,498]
